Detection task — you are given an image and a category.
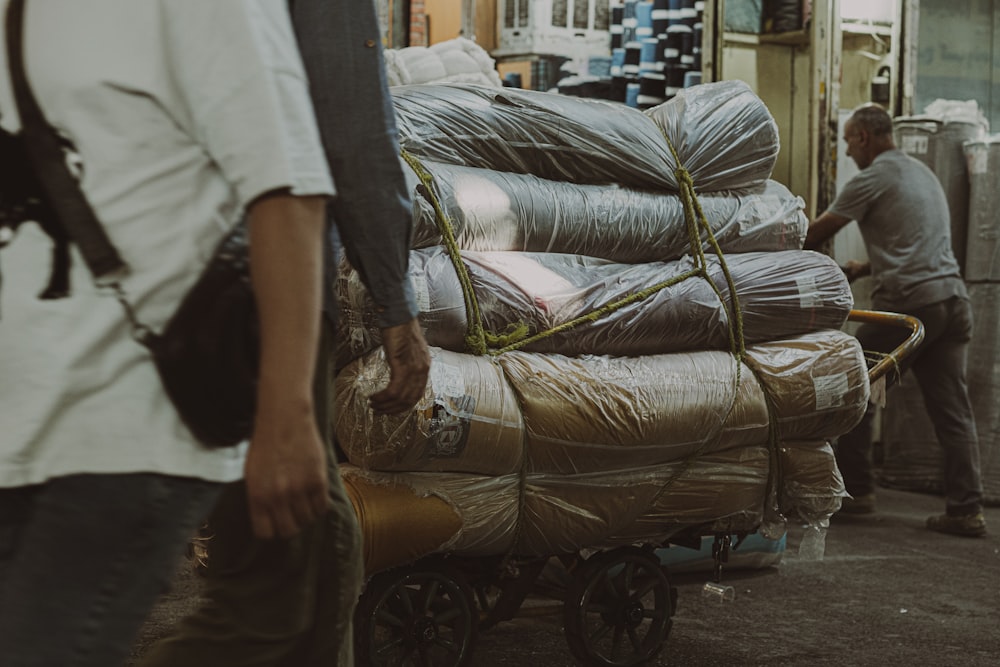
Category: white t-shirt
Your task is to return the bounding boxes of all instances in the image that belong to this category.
[0,0,335,487]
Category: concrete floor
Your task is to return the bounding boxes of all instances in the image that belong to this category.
[132,486,1000,666]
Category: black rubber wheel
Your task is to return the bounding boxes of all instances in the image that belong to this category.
[355,559,478,666]
[563,547,676,667]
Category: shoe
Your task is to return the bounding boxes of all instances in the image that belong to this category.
[839,492,876,514]
[926,512,987,537]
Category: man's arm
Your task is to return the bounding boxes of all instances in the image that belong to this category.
[803,210,853,250]
[291,0,429,413]
[245,192,329,539]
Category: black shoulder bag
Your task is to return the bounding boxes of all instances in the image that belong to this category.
[6,0,256,447]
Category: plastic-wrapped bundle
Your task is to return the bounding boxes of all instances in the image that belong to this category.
[383,37,503,88]
[392,81,778,192]
[334,348,525,476]
[340,444,771,573]
[334,331,868,475]
[744,330,870,440]
[644,80,780,192]
[778,440,848,526]
[409,161,807,260]
[335,248,852,364]
[336,346,767,475]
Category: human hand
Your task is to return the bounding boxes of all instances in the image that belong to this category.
[840,260,870,283]
[369,318,431,415]
[244,405,329,540]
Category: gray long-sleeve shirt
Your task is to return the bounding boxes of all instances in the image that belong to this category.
[291,0,418,328]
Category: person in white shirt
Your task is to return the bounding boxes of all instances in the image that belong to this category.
[0,2,340,664]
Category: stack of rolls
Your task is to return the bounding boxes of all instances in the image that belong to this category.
[334,80,864,574]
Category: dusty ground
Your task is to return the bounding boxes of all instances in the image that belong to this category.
[131,486,1000,666]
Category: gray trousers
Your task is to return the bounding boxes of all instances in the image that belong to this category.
[836,296,984,515]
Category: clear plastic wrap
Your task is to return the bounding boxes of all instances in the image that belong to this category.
[335,248,852,365]
[643,80,780,192]
[745,329,871,441]
[341,444,772,572]
[334,347,525,476]
[335,334,869,475]
[392,81,778,192]
[409,162,807,260]
[778,440,848,527]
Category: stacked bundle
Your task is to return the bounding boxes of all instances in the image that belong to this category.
[334,81,864,574]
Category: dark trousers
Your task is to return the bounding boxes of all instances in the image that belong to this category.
[0,474,221,667]
[836,296,984,515]
[138,321,362,667]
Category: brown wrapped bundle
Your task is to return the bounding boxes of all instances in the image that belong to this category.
[496,350,770,473]
[335,248,852,368]
[778,440,848,525]
[606,445,771,544]
[343,472,465,576]
[340,444,772,572]
[336,345,772,475]
[334,347,525,476]
[521,446,771,554]
[745,330,870,440]
[336,334,868,476]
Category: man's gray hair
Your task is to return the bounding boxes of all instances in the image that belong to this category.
[851,104,894,137]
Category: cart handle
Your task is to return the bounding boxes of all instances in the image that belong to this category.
[847,309,925,384]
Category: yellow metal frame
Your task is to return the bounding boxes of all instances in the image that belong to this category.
[847,309,925,383]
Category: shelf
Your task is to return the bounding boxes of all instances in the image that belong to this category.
[722,29,810,47]
[842,22,893,38]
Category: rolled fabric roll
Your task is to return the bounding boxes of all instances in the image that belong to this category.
[496,349,770,473]
[745,329,871,441]
[604,445,770,545]
[334,347,525,475]
[335,247,851,365]
[408,161,806,259]
[645,79,780,192]
[336,334,868,477]
[392,81,779,193]
[778,440,848,525]
[340,444,771,567]
[392,83,677,191]
[342,469,465,575]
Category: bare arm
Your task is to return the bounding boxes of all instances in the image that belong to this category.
[841,259,871,283]
[245,192,329,539]
[804,210,852,250]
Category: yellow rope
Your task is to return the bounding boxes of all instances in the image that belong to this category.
[403,131,774,553]
[400,149,488,355]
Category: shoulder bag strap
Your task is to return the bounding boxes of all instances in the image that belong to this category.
[5,0,128,284]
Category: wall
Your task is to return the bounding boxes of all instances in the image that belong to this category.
[915,0,998,127]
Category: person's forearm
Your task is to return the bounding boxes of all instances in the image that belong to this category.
[247,193,326,417]
[804,211,851,250]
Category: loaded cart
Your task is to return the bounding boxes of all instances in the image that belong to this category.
[341,310,922,667]
[329,81,924,666]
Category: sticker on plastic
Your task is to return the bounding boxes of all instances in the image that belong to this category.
[813,373,849,410]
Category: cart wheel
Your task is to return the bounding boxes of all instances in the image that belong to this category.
[563,547,676,667]
[355,559,478,667]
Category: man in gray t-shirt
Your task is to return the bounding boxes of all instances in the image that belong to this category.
[805,104,985,537]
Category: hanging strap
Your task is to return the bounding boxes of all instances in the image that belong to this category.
[5,0,128,283]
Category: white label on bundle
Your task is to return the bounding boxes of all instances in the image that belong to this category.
[901,135,929,155]
[412,274,431,312]
[432,361,466,398]
[813,373,849,410]
[968,146,989,175]
[796,275,822,308]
